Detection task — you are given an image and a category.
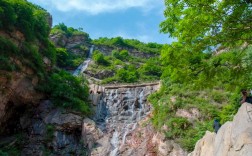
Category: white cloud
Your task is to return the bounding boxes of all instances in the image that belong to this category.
[29,0,162,14]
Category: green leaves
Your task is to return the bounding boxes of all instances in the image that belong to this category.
[92,50,110,66]
[161,0,252,50]
[40,70,90,114]
[92,37,163,54]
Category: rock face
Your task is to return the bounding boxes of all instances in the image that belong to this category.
[0,31,46,135]
[189,103,252,156]
[50,33,90,57]
[21,100,87,156]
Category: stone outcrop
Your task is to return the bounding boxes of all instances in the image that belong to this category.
[82,118,103,150]
[84,68,115,80]
[50,33,90,57]
[189,103,252,156]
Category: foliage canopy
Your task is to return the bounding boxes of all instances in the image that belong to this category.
[160,0,252,51]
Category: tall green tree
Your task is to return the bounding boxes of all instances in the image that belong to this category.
[160,0,252,51]
[160,0,252,88]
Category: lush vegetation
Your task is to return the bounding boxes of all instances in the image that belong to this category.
[50,23,91,69]
[0,0,56,75]
[92,50,110,66]
[92,37,163,54]
[88,48,163,84]
[38,70,90,114]
[56,48,83,69]
[0,0,91,115]
[149,0,252,151]
[51,23,91,39]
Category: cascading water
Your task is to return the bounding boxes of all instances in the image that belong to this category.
[91,84,160,156]
[73,45,94,76]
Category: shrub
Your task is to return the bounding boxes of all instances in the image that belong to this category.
[39,70,90,114]
[116,67,139,83]
[165,117,192,138]
[112,50,129,61]
[92,50,109,66]
[45,124,55,142]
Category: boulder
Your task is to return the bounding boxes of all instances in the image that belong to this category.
[44,109,83,131]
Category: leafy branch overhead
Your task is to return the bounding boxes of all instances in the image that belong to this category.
[160,0,252,88]
[160,0,252,51]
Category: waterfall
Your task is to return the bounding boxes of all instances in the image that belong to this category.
[91,84,160,156]
[73,45,94,76]
[88,45,94,58]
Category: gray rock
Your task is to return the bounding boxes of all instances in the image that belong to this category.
[44,109,82,131]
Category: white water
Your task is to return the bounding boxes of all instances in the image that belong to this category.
[73,45,94,76]
[110,131,119,156]
[94,87,158,156]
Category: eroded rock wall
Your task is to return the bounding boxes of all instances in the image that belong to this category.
[0,31,46,134]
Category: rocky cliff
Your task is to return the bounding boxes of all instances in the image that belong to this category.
[189,103,252,156]
[0,28,51,135]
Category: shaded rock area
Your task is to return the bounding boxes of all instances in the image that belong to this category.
[0,67,44,135]
[0,100,90,156]
[20,100,87,156]
[189,103,252,156]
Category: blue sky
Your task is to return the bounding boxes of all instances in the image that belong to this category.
[27,0,173,44]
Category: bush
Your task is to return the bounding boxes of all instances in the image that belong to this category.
[92,50,109,66]
[0,0,56,77]
[116,66,139,83]
[51,23,91,41]
[165,117,192,138]
[112,50,129,61]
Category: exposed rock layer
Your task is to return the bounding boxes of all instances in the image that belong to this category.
[189,103,252,156]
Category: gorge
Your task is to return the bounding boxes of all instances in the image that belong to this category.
[1,0,252,156]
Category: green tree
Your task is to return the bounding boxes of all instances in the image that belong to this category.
[160,0,252,88]
[140,58,163,77]
[160,0,252,51]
